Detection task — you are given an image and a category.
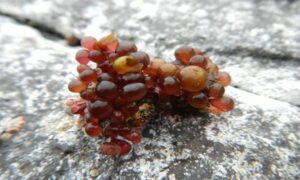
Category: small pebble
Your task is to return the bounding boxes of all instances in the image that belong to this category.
[89,169,100,177]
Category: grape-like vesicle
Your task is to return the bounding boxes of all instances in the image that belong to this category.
[187,92,208,109]
[88,50,106,63]
[208,83,225,99]
[116,41,137,56]
[209,96,234,113]
[175,46,195,65]
[75,50,90,64]
[68,79,87,92]
[178,66,208,92]
[157,64,179,79]
[88,100,113,119]
[67,33,234,156]
[215,71,231,87]
[79,69,97,83]
[81,36,97,50]
[96,81,118,101]
[112,56,143,75]
[143,58,166,77]
[189,55,208,68]
[122,83,147,102]
[84,122,102,137]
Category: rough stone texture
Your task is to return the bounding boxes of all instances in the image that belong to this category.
[0,0,300,179]
[1,0,300,105]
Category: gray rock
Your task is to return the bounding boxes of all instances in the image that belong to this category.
[1,0,300,105]
[0,0,300,179]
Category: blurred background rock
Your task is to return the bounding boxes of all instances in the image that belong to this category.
[0,0,299,179]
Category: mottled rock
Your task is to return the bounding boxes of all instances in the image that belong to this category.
[0,0,300,179]
[1,0,300,105]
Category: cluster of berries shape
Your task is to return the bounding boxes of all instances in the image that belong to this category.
[67,33,234,156]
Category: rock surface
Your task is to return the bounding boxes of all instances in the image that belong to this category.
[1,0,300,105]
[0,0,300,179]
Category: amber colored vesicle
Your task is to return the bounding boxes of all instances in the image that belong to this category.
[67,33,234,156]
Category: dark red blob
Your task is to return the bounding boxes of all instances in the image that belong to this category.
[75,49,90,64]
[111,139,132,155]
[109,122,125,128]
[187,92,208,109]
[96,81,118,101]
[88,100,113,119]
[121,83,147,102]
[68,37,236,157]
[111,110,125,123]
[88,50,106,63]
[174,46,195,65]
[128,119,144,128]
[215,71,231,87]
[130,132,142,144]
[77,64,91,73]
[104,127,131,138]
[98,61,115,74]
[130,51,150,68]
[157,64,179,80]
[189,55,208,68]
[69,101,86,115]
[210,96,234,112]
[105,39,119,52]
[208,83,225,99]
[121,103,139,118]
[124,131,142,144]
[116,41,137,56]
[206,58,219,74]
[143,59,166,77]
[94,68,102,76]
[100,142,121,156]
[108,52,119,62]
[94,33,119,52]
[160,76,181,96]
[145,76,156,89]
[97,72,115,82]
[81,36,97,50]
[103,128,118,138]
[113,96,128,108]
[80,88,97,101]
[117,128,132,136]
[84,122,102,137]
[79,69,97,83]
[120,73,144,85]
[83,110,98,123]
[68,79,87,93]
